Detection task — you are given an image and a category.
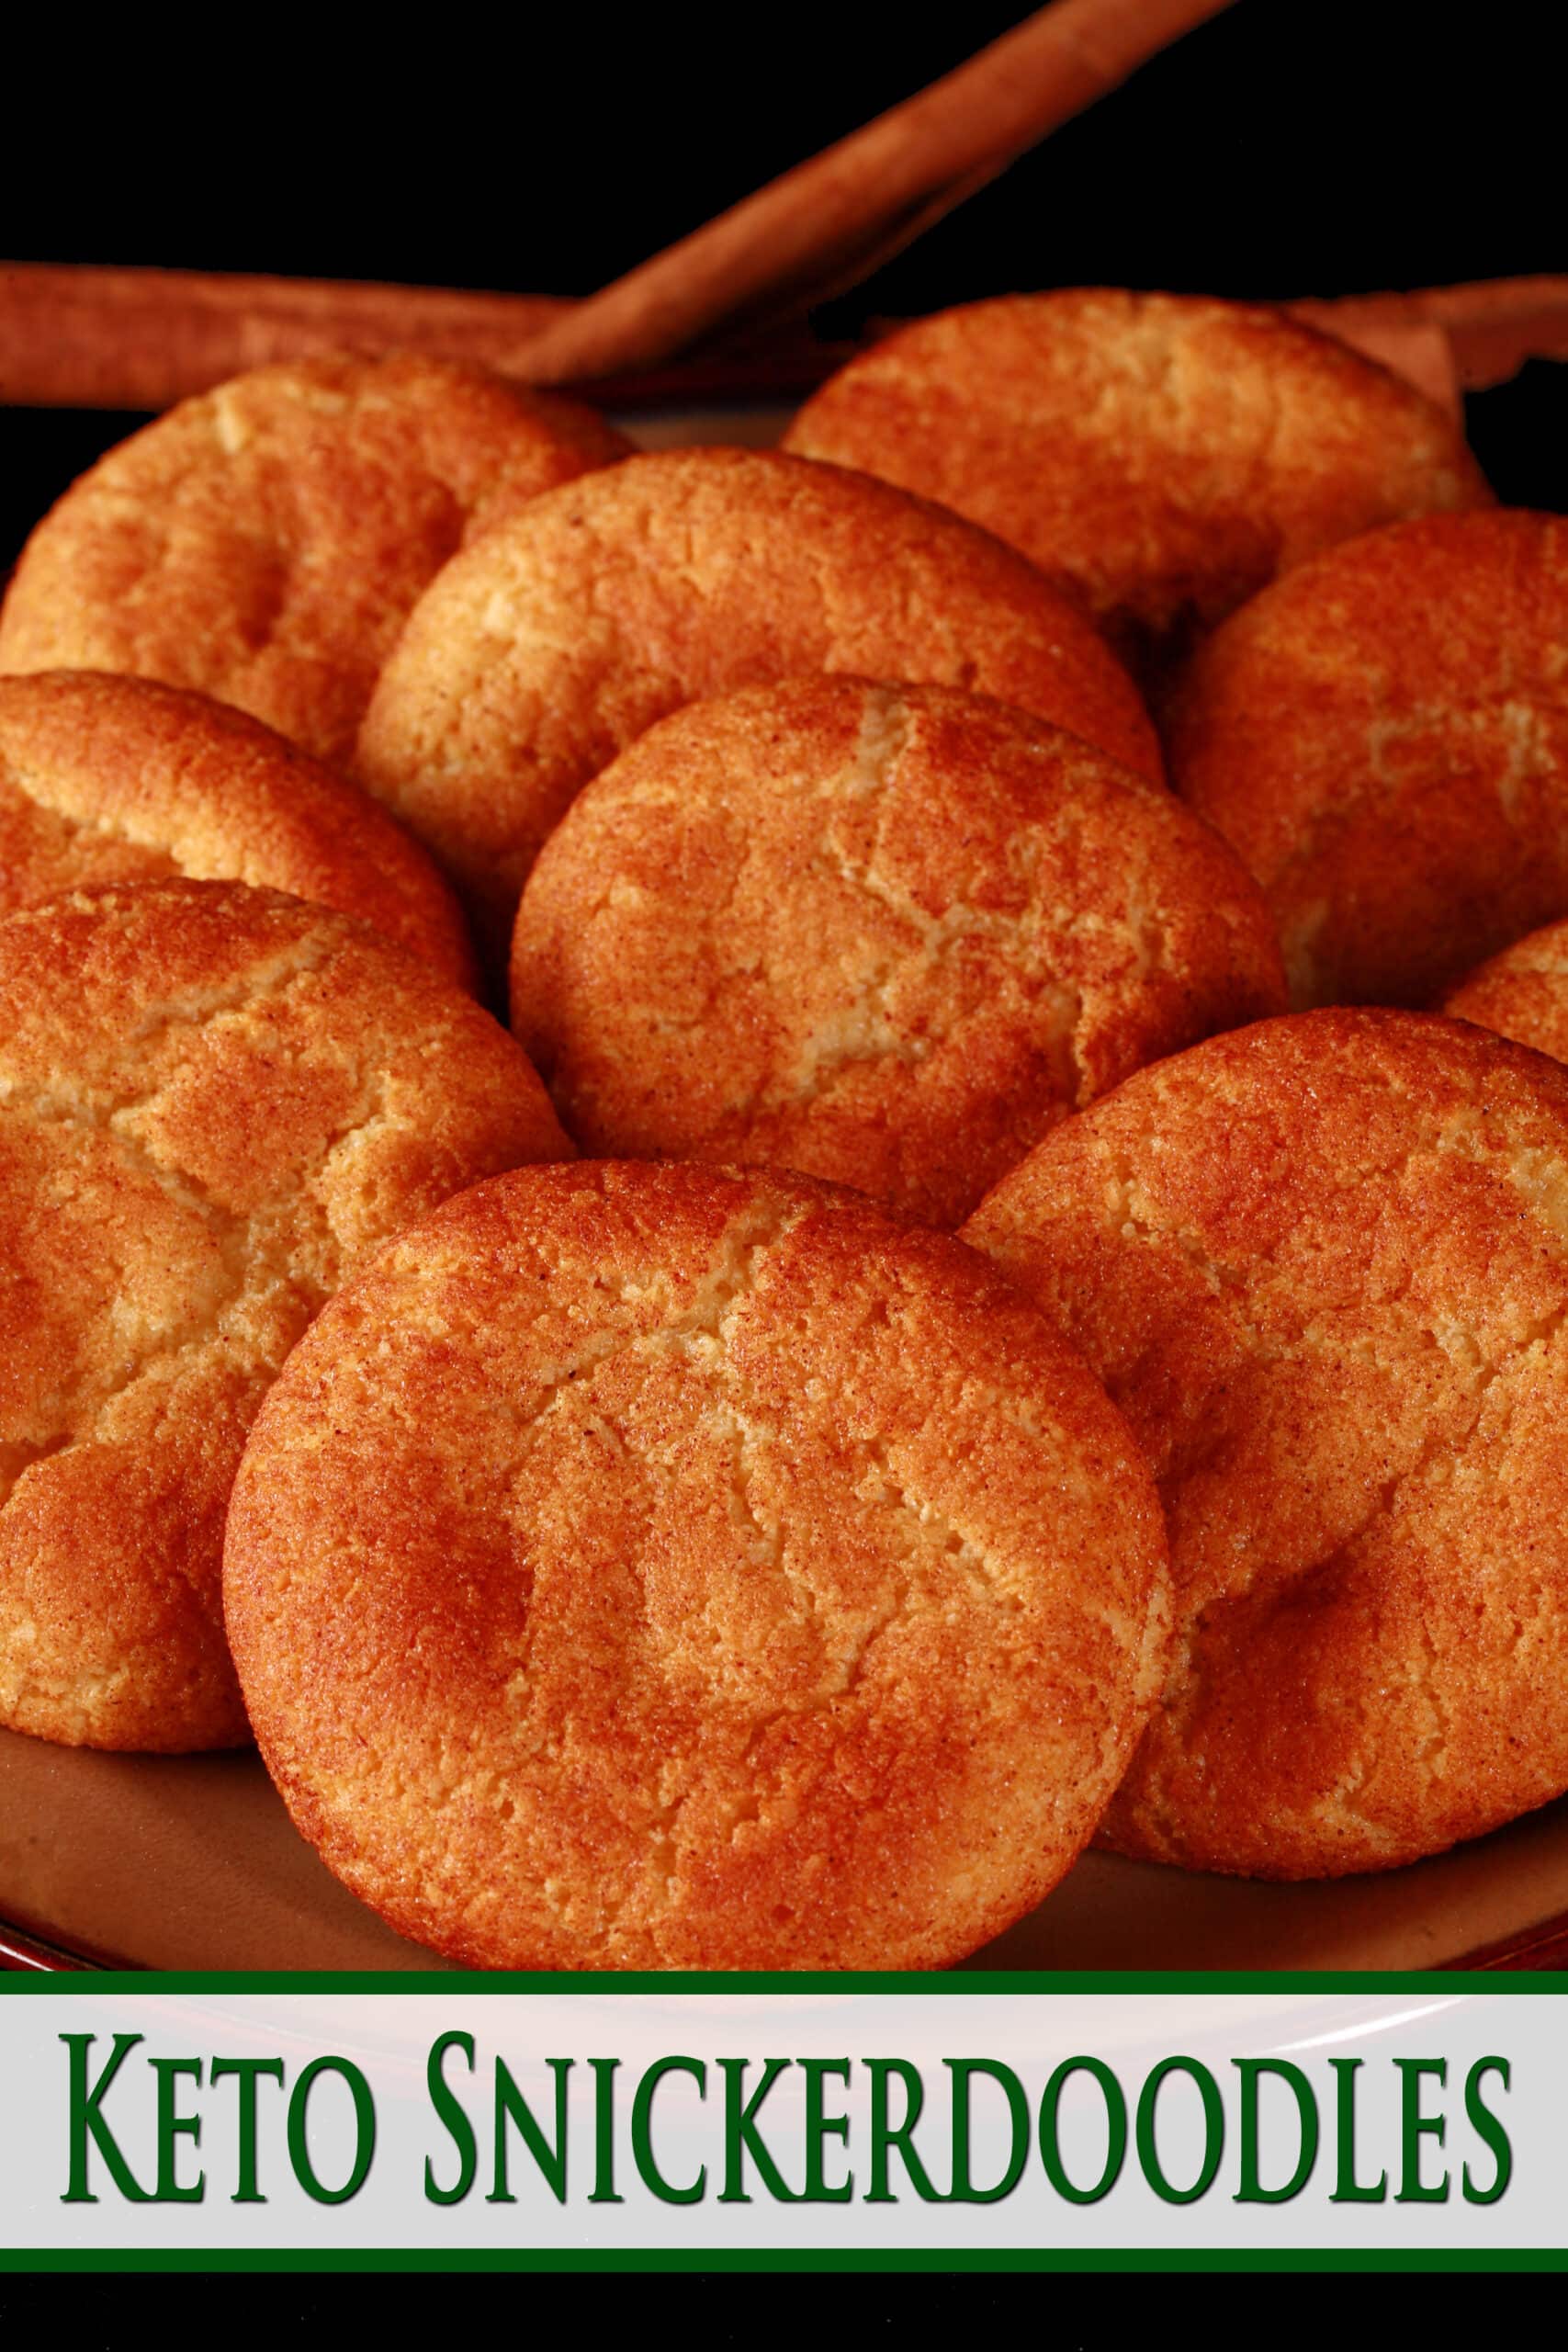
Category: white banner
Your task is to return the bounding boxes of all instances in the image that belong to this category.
[0,1985,1553,2258]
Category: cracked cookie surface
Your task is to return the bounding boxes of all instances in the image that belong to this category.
[0,356,630,765]
[512,678,1286,1227]
[0,671,477,988]
[963,1008,1568,1879]
[784,290,1490,684]
[1168,511,1568,1009]
[223,1159,1170,1970]
[0,879,572,1753]
[353,447,1161,958]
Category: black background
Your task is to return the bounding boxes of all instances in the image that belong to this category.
[0,0,1556,2315]
[1,0,1562,567]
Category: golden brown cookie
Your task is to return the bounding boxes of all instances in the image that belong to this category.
[963,1009,1568,1880]
[0,880,572,1754]
[0,671,477,988]
[1445,917,1568,1063]
[354,447,1161,956]
[0,355,631,765]
[784,291,1491,681]
[512,678,1287,1227]
[223,1159,1171,1971]
[1168,511,1568,1010]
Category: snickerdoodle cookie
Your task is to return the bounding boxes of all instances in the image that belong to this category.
[0,356,630,764]
[784,291,1491,679]
[0,881,570,1754]
[1445,917,1568,1064]
[354,447,1160,953]
[0,672,476,987]
[1168,512,1568,1009]
[223,1159,1171,1971]
[512,678,1286,1227]
[964,1009,1568,1880]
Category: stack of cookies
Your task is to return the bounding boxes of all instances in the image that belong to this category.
[4,299,1567,1969]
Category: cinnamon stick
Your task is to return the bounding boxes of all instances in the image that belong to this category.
[1292,277,1568,392]
[4,260,1566,420]
[508,0,1242,384]
[0,264,573,412]
[1,0,1237,415]
[1285,304,1461,414]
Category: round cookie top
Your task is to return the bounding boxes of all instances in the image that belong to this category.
[0,356,631,765]
[1445,917,1568,1063]
[353,446,1160,951]
[784,290,1491,679]
[512,677,1287,1227]
[224,1159,1171,1971]
[0,671,476,988]
[0,880,571,1755]
[963,1009,1568,1880]
[1168,510,1568,1010]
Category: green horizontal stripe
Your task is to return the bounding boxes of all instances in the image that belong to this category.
[0,2248,1561,2273]
[0,1968,1562,1995]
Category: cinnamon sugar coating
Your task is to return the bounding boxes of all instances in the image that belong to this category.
[785,290,1491,679]
[964,1010,1568,1879]
[0,356,630,764]
[512,678,1285,1226]
[1446,916,1568,1064]
[1168,512,1568,1009]
[224,1160,1170,1971]
[0,672,476,988]
[355,447,1160,954]
[0,881,571,1753]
